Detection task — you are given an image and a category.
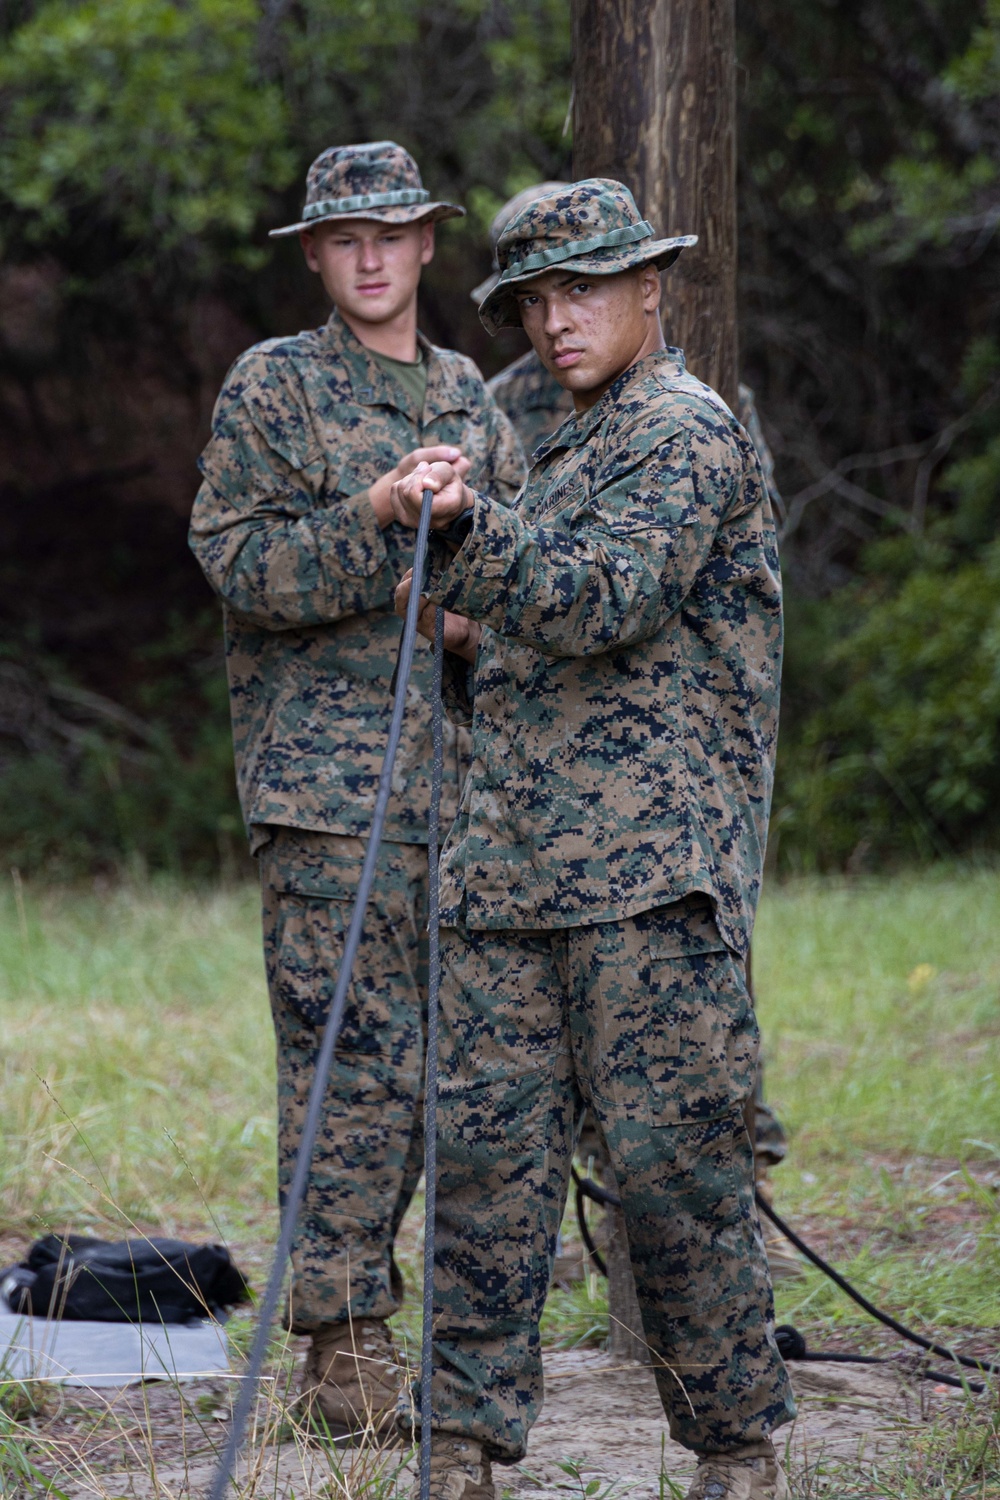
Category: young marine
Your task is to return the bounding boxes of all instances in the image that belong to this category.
[480,181,801,1284]
[392,180,796,1500]
[189,141,524,1440]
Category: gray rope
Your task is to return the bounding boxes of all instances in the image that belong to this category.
[208,490,437,1500]
[419,605,445,1500]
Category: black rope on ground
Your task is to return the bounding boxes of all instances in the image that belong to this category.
[207,490,437,1500]
[570,1171,997,1392]
[419,604,445,1500]
[756,1191,1000,1382]
[773,1324,984,1394]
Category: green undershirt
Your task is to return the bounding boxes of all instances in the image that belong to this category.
[370,346,428,417]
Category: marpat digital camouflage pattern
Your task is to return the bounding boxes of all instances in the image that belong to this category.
[269,139,464,237]
[190,196,523,1340]
[403,899,795,1460]
[190,308,524,851]
[405,178,790,1460]
[427,347,782,958]
[261,827,428,1330]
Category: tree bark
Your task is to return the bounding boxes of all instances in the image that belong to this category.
[571,0,740,1359]
[571,0,739,410]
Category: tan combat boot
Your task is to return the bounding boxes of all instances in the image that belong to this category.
[685,1440,789,1500]
[297,1317,401,1444]
[419,1435,495,1500]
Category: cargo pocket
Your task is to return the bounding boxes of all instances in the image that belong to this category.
[272,890,354,1035]
[643,948,757,1128]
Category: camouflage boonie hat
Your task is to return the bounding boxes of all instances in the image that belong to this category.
[270,140,464,238]
[478,177,696,335]
[470,181,572,304]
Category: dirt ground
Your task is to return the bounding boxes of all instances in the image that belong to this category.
[11,1341,982,1499]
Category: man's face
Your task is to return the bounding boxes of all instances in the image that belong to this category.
[301,218,433,325]
[514,264,663,409]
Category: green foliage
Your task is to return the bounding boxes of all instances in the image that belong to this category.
[775,333,1000,868]
[0,0,294,274]
[0,654,244,879]
[778,545,1000,865]
[855,0,1000,260]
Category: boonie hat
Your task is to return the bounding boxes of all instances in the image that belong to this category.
[478,178,697,335]
[470,181,572,304]
[270,140,464,238]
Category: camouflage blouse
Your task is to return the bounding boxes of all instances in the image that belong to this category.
[190,309,525,849]
[427,348,783,956]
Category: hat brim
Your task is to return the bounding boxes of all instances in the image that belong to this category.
[478,235,697,334]
[269,201,464,238]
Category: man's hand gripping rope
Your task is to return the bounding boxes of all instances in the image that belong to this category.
[393,459,482,663]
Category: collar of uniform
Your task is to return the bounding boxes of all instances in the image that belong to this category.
[317,309,414,415]
[534,346,687,461]
[418,331,476,424]
[317,308,471,423]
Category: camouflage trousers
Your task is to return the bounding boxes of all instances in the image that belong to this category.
[260,827,428,1333]
[411,899,796,1460]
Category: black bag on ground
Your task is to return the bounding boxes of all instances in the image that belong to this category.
[0,1234,251,1323]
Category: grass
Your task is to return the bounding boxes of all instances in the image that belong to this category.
[754,866,1000,1164]
[0,875,275,1238]
[0,865,999,1495]
[753,866,1000,1352]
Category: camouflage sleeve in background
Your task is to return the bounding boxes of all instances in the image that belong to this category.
[190,347,397,631]
[487,348,575,461]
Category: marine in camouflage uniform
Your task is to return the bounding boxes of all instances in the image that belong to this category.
[392,180,795,1500]
[477,188,794,1287]
[189,142,524,1436]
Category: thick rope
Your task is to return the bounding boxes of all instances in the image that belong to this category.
[208,490,436,1500]
[419,605,445,1500]
[756,1190,1000,1380]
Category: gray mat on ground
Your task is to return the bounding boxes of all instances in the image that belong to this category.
[0,1308,230,1387]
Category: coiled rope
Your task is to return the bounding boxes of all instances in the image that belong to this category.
[208,491,441,1500]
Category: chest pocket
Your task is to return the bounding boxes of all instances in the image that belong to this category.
[241,383,327,507]
[242,385,322,470]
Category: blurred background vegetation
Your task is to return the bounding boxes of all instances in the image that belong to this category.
[0,0,998,877]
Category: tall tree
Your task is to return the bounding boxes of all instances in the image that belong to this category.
[570,0,740,1360]
[571,0,738,410]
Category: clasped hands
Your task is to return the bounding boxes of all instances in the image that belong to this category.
[391,458,482,665]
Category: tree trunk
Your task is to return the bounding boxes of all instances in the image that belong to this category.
[571,0,740,1359]
[571,0,739,410]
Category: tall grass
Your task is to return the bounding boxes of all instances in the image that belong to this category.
[0,875,275,1236]
[755,865,1000,1167]
[1,865,998,1308]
